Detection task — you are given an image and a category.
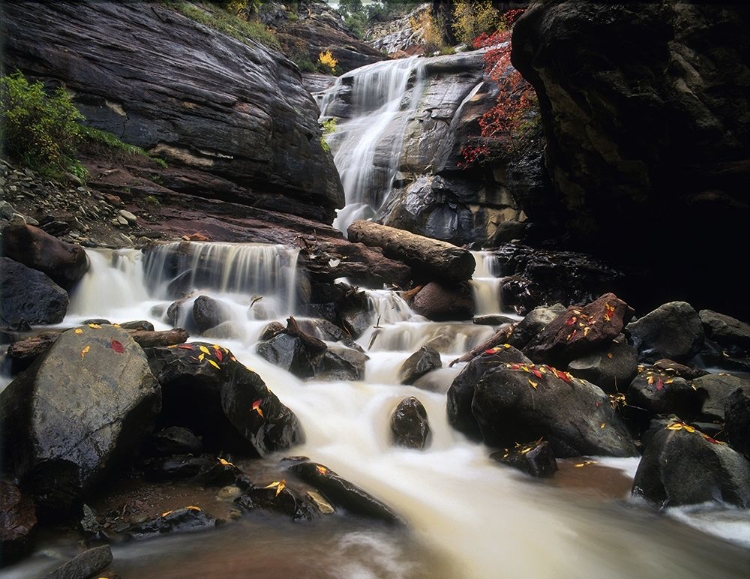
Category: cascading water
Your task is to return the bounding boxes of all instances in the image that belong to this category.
[4,242,750,579]
[318,56,427,236]
[470,251,504,315]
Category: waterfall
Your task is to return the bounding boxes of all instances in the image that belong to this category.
[319,56,427,236]
[470,250,503,315]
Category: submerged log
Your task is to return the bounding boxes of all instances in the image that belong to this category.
[347,221,475,282]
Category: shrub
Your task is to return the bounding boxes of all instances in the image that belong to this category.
[318,50,339,75]
[320,118,337,153]
[452,0,498,46]
[0,71,85,179]
[410,9,445,54]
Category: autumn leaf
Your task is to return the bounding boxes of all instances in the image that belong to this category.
[74,328,83,334]
[600,422,606,429]
[198,353,205,362]
[110,339,124,354]
[316,465,328,475]
[88,323,102,329]
[161,510,173,518]
[264,480,286,497]
[607,352,613,359]
[177,344,193,350]
[655,379,664,391]
[583,326,590,337]
[219,458,234,467]
[186,505,202,511]
[532,368,542,379]
[252,399,264,418]
[647,375,655,385]
[214,348,223,362]
[208,359,220,370]
[528,379,538,389]
[81,345,91,359]
[199,345,211,355]
[566,316,577,326]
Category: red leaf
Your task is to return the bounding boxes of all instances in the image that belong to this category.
[110,339,124,354]
[655,379,664,391]
[215,349,223,362]
[532,369,542,379]
[177,344,193,350]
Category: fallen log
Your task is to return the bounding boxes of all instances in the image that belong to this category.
[286,316,327,355]
[347,221,475,282]
[448,324,515,367]
[7,327,189,361]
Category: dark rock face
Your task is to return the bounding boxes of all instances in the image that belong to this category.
[0,481,37,565]
[1,222,89,290]
[145,426,204,457]
[391,397,431,450]
[632,424,750,508]
[257,333,315,379]
[472,363,638,458]
[192,295,230,335]
[235,482,319,522]
[146,342,302,457]
[399,346,442,385]
[567,336,638,394]
[699,309,750,353]
[692,373,750,422]
[626,302,704,363]
[491,439,558,478]
[124,507,217,541]
[411,282,474,322]
[625,370,700,422]
[0,326,161,517]
[0,257,69,327]
[512,2,750,320]
[2,1,344,223]
[725,386,750,457]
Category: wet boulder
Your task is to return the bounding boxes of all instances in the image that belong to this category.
[632,422,750,508]
[256,333,315,379]
[45,545,113,579]
[522,293,634,368]
[626,301,704,363]
[0,257,69,326]
[472,363,639,458]
[192,295,230,334]
[1,221,89,290]
[312,346,368,381]
[288,461,404,525]
[124,507,217,540]
[146,342,302,457]
[652,359,708,380]
[625,369,701,422]
[507,303,567,350]
[0,326,161,517]
[692,373,750,422]
[447,346,531,440]
[235,481,319,522]
[391,397,431,450]
[411,282,474,322]
[491,439,558,478]
[725,386,750,457]
[699,309,750,353]
[399,346,442,385]
[567,335,638,394]
[0,480,37,565]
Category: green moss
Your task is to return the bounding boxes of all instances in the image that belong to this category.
[80,126,168,168]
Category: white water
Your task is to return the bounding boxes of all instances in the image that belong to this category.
[470,251,504,315]
[319,57,427,235]
[4,245,750,578]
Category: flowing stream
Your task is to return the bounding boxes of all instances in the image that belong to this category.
[3,244,750,579]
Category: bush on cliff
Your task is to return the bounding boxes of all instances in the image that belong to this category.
[0,71,85,180]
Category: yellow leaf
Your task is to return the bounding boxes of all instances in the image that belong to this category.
[667,423,683,431]
[198,353,205,361]
[683,424,696,433]
[219,458,234,467]
[74,328,83,334]
[88,324,101,329]
[81,345,91,359]
[113,323,121,327]
[528,379,538,389]
[186,505,202,511]
[316,465,328,475]
[600,422,606,429]
[209,360,220,369]
[607,352,613,359]
[647,375,654,385]
[665,379,674,384]
[199,345,210,355]
[583,326,590,336]
[168,344,178,348]
[161,510,173,518]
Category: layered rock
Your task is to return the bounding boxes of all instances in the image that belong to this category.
[2,1,344,223]
[511,1,750,319]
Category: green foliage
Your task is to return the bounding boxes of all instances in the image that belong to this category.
[452,0,499,46]
[320,118,337,153]
[0,71,85,180]
[81,126,168,168]
[168,1,280,50]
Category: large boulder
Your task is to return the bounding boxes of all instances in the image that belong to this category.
[725,386,750,457]
[1,221,89,289]
[567,336,638,394]
[691,373,750,422]
[390,396,430,450]
[626,301,704,363]
[471,362,638,458]
[0,326,161,516]
[0,481,37,565]
[146,342,302,457]
[511,2,750,320]
[2,1,344,223]
[632,422,750,508]
[0,257,69,327]
[399,346,442,385]
[411,282,474,322]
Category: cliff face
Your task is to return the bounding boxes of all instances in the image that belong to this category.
[1,1,344,223]
[511,0,750,316]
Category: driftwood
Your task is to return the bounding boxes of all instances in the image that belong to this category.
[347,221,475,282]
[7,327,190,361]
[286,316,327,355]
[448,325,515,367]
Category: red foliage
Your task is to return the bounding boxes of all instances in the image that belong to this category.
[459,10,537,168]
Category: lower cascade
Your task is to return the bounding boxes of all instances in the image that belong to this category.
[2,244,749,579]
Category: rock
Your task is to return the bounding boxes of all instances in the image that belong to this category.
[725,386,750,457]
[288,461,403,525]
[491,439,558,478]
[235,482,318,522]
[1,221,89,290]
[625,369,701,422]
[146,342,302,457]
[3,1,344,223]
[473,314,516,326]
[399,346,442,385]
[259,321,285,342]
[311,346,368,381]
[45,545,113,579]
[347,220,475,282]
[391,397,430,450]
[692,373,750,422]
[699,309,750,353]
[411,282,474,322]
[118,209,137,225]
[256,333,315,379]
[0,326,161,517]
[472,363,638,458]
[567,336,638,394]
[192,295,229,334]
[507,303,567,350]
[0,480,37,565]
[124,507,217,541]
[145,426,204,457]
[0,257,69,326]
[447,346,532,440]
[627,302,704,364]
[652,359,708,380]
[511,2,750,321]
[632,423,750,508]
[522,293,635,368]
[142,454,223,483]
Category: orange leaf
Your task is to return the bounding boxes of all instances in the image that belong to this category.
[177,344,193,350]
[316,465,328,475]
[81,345,91,359]
[532,369,542,379]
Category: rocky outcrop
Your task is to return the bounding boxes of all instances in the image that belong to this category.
[0,257,69,327]
[2,1,344,223]
[511,1,750,320]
